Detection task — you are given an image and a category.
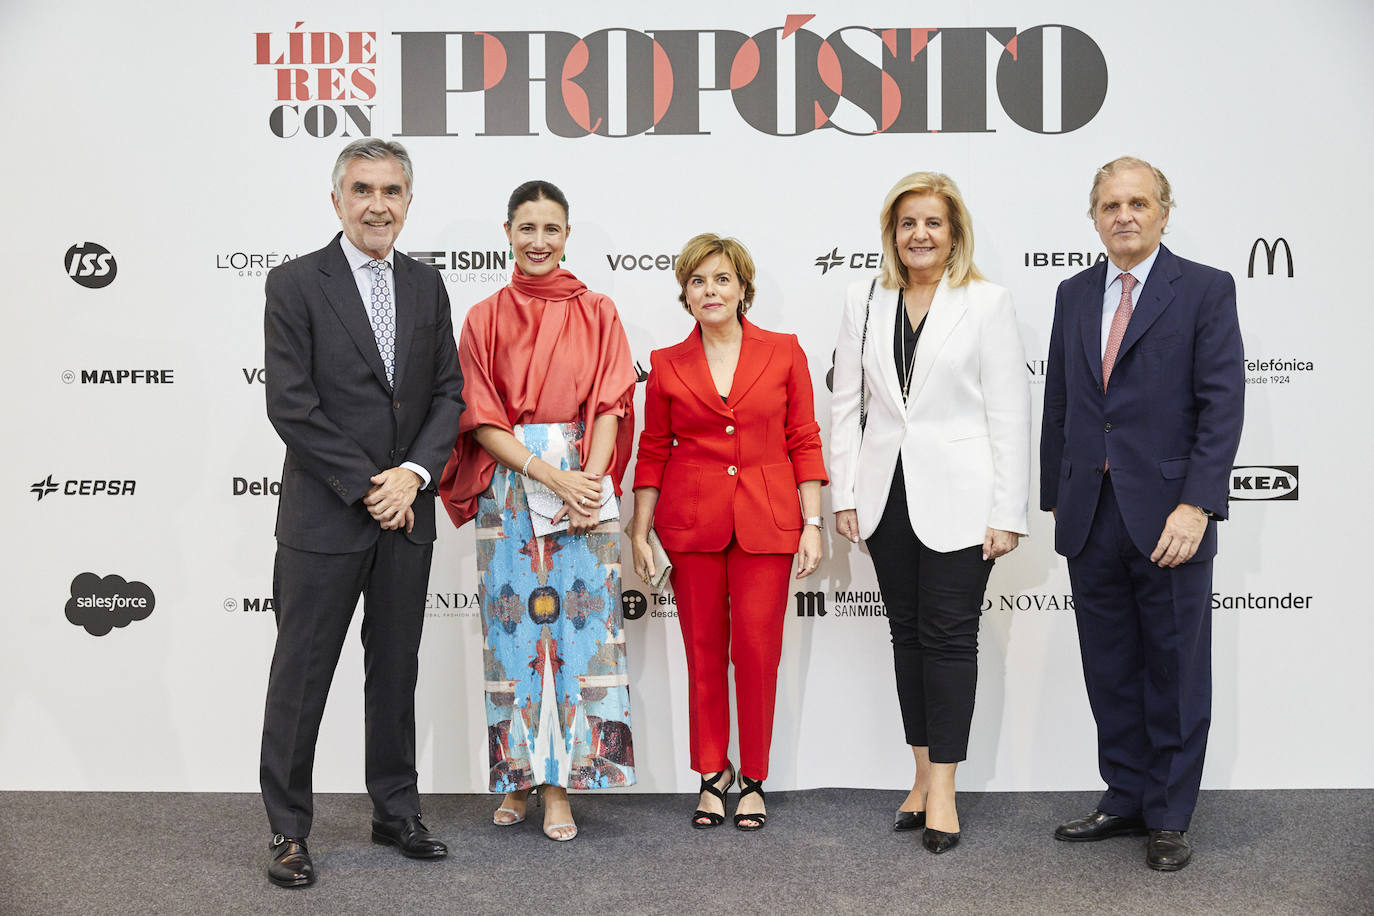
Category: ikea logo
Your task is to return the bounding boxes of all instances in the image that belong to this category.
[1230,466,1298,501]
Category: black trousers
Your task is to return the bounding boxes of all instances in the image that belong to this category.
[260,530,434,838]
[865,460,993,763]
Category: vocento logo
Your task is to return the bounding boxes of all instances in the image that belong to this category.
[65,573,155,637]
[253,18,1108,139]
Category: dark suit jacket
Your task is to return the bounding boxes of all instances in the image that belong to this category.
[265,233,464,553]
[633,318,828,555]
[1040,244,1244,561]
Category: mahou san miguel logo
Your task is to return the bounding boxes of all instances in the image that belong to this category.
[254,16,1107,139]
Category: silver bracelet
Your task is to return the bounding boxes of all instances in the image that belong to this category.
[520,453,536,478]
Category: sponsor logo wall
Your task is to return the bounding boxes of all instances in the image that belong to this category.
[4,0,1371,795]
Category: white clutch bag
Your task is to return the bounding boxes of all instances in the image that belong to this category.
[526,475,619,537]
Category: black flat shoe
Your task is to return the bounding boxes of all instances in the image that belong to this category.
[691,764,734,829]
[733,776,767,831]
[922,827,960,854]
[1054,809,1147,842]
[1147,830,1192,871]
[267,834,314,888]
[894,809,926,831]
[371,815,448,858]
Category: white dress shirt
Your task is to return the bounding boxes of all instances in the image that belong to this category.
[337,235,430,488]
[1100,244,1161,360]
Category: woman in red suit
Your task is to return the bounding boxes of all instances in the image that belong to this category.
[630,233,828,831]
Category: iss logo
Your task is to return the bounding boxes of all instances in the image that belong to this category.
[1230,466,1298,501]
[621,589,648,620]
[65,242,118,288]
[66,572,155,637]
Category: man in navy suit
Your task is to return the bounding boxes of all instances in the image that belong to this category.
[1040,156,1244,871]
[259,139,464,887]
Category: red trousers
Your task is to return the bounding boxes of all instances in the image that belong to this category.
[666,541,793,781]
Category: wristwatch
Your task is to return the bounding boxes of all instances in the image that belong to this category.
[804,516,823,528]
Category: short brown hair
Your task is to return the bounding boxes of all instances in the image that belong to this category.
[1088,156,1174,218]
[674,233,757,316]
[877,172,985,290]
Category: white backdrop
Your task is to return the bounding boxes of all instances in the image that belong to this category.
[3,0,1372,796]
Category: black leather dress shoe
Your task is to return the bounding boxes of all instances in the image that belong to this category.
[922,827,960,854]
[893,809,926,831]
[1147,830,1192,871]
[371,815,448,859]
[1054,810,1147,842]
[267,835,314,888]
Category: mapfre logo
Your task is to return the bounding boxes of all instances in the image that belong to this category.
[31,476,136,501]
[1247,237,1293,278]
[65,242,118,288]
[1230,465,1298,501]
[66,573,155,637]
[815,248,883,275]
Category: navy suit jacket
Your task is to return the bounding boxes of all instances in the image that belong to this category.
[1040,244,1244,561]
[264,233,464,553]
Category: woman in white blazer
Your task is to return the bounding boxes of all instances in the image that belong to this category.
[830,172,1030,854]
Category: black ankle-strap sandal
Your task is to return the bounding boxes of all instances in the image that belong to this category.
[734,776,768,831]
[691,765,734,829]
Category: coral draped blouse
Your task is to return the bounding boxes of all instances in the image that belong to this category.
[438,266,637,527]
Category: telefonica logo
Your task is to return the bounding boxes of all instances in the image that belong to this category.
[1247,238,1293,278]
[254,18,1108,139]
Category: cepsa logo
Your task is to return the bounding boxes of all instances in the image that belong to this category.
[65,242,117,289]
[253,17,1107,139]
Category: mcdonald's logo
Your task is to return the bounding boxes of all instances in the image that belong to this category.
[1248,237,1294,278]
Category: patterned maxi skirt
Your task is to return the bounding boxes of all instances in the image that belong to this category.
[475,421,636,791]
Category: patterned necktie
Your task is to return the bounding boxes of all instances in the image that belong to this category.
[1102,272,1137,389]
[366,259,396,387]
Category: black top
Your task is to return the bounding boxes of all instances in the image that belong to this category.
[893,289,927,403]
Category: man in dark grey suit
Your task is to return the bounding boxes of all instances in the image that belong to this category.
[259,139,463,888]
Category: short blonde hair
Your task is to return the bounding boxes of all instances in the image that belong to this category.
[674,233,757,315]
[1088,156,1174,218]
[878,172,985,290]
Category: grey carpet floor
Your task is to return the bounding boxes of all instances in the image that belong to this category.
[1,789,1370,915]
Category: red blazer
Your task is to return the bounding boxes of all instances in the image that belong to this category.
[634,318,828,554]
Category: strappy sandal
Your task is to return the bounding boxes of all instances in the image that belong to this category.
[734,776,768,831]
[691,763,735,829]
[492,787,533,826]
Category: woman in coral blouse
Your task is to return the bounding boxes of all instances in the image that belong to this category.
[439,180,637,842]
[630,233,827,831]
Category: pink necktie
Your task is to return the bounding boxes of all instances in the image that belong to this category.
[1102,272,1136,389]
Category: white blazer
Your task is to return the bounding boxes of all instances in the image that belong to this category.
[830,275,1031,550]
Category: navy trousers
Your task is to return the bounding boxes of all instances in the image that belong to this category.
[1067,476,1213,831]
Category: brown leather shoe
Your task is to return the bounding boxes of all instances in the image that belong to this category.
[1054,810,1147,842]
[1147,830,1192,871]
[267,835,314,888]
[371,815,448,858]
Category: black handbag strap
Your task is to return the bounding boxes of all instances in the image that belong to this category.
[859,278,876,434]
